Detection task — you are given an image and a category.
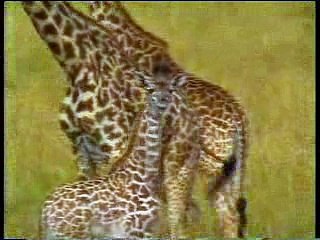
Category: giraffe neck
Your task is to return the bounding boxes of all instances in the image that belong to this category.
[88,2,186,85]
[89,1,168,49]
[122,105,164,191]
[22,2,118,73]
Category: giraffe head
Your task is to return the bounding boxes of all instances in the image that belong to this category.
[137,62,178,116]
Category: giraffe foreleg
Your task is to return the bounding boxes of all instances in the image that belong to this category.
[165,154,199,238]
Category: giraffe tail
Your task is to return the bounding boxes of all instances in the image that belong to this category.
[233,125,248,238]
[208,123,248,238]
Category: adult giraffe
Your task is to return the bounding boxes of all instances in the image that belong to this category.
[89,2,249,238]
[22,2,199,238]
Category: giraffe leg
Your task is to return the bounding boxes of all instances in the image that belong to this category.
[165,150,199,238]
[208,155,247,238]
[165,171,191,239]
[185,197,202,225]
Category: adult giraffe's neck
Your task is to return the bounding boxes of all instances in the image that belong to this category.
[89,1,168,49]
[88,1,185,80]
[22,2,117,70]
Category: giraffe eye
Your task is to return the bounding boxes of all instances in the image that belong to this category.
[151,95,157,102]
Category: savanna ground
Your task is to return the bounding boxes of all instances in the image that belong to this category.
[5,2,315,239]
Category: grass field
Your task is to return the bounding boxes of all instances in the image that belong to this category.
[5,2,315,239]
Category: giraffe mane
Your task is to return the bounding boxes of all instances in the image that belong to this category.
[114,2,169,48]
[89,1,168,49]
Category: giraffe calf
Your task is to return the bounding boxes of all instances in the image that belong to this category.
[39,65,188,239]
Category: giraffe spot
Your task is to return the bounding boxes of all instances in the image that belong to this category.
[76,98,94,112]
[139,186,149,198]
[53,14,62,27]
[109,88,119,99]
[43,24,58,36]
[95,52,102,64]
[76,196,90,204]
[56,201,64,209]
[78,117,94,132]
[71,89,79,104]
[97,89,109,107]
[128,203,135,212]
[101,80,109,88]
[64,214,73,222]
[108,132,121,140]
[111,79,122,92]
[103,63,112,73]
[139,138,146,147]
[97,14,104,21]
[78,44,86,59]
[225,104,233,113]
[133,174,143,182]
[61,104,76,126]
[103,125,114,134]
[118,114,129,133]
[59,119,70,131]
[78,81,96,93]
[92,129,103,143]
[113,98,122,109]
[33,10,48,20]
[101,144,112,153]
[48,42,61,56]
[66,201,76,209]
[74,18,84,30]
[132,88,142,100]
[136,149,146,159]
[123,100,133,113]
[95,111,105,123]
[58,3,68,16]
[63,41,75,59]
[131,231,144,238]
[198,107,210,116]
[68,64,82,85]
[42,2,52,10]
[110,15,120,24]
[104,107,117,120]
[63,21,73,36]
[89,34,98,46]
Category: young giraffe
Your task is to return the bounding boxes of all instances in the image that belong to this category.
[89,2,249,238]
[39,64,199,239]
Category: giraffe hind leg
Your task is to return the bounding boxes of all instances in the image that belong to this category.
[237,196,248,238]
[208,153,247,238]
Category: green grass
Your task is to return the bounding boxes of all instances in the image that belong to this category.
[5,2,315,239]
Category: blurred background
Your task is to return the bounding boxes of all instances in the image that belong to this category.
[5,2,315,239]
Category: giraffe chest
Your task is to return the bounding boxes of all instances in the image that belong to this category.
[58,86,135,163]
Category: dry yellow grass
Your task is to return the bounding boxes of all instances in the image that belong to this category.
[5,2,315,239]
